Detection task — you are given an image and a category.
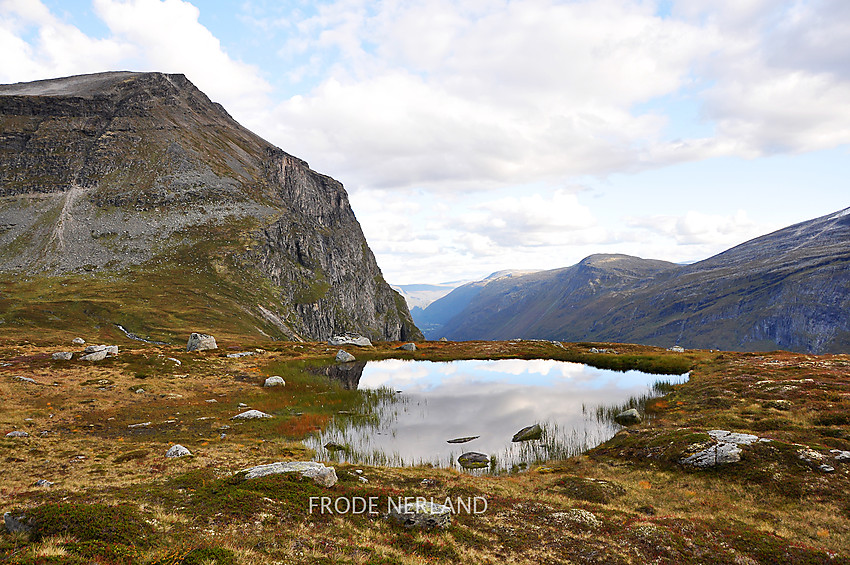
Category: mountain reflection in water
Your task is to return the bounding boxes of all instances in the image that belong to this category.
[306,359,687,472]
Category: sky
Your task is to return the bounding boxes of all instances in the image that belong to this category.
[1,0,849,285]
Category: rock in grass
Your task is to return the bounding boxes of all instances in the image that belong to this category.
[3,512,31,534]
[614,409,642,426]
[72,337,85,345]
[389,500,452,529]
[52,351,73,360]
[81,349,108,361]
[5,431,29,438]
[165,444,192,458]
[263,376,285,387]
[399,343,417,351]
[34,479,53,487]
[335,349,356,363]
[328,335,372,347]
[13,376,37,384]
[511,423,543,442]
[242,461,337,487]
[231,409,272,420]
[457,452,490,469]
[187,333,217,352]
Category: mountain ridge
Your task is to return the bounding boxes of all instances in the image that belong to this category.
[423,209,850,353]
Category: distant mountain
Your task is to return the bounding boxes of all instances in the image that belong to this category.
[0,72,421,342]
[412,270,540,339]
[392,281,470,310]
[425,208,850,353]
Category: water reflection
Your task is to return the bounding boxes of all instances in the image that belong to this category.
[305,359,687,473]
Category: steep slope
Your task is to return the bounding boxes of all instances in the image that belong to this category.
[433,256,678,341]
[413,270,539,339]
[0,71,421,343]
[431,208,850,353]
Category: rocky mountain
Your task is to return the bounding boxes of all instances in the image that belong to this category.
[411,270,540,338]
[0,71,421,343]
[425,209,850,353]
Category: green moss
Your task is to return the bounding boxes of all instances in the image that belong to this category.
[20,502,156,548]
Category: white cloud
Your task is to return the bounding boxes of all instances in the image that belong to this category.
[625,209,764,247]
[91,0,271,121]
[0,0,130,83]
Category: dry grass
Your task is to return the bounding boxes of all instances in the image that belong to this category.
[1,339,849,563]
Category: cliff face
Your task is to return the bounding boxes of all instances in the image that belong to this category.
[426,211,850,354]
[0,71,420,342]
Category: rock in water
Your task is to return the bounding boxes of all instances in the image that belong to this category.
[187,333,217,352]
[0,72,422,344]
[512,424,543,442]
[263,376,285,387]
[165,444,192,458]
[614,409,642,426]
[335,350,356,363]
[389,500,452,529]
[242,461,337,487]
[458,452,490,469]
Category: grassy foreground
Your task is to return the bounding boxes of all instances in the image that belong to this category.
[1,337,848,564]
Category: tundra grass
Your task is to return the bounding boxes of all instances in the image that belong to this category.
[1,339,849,563]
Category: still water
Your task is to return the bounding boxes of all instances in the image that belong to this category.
[305,359,687,473]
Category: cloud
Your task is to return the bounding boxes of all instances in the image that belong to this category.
[625,209,763,246]
[0,0,130,83]
[91,0,271,121]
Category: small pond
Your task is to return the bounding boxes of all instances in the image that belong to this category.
[305,359,687,473]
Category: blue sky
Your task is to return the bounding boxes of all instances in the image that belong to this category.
[2,0,849,284]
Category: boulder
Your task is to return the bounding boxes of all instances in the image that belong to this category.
[242,461,337,487]
[447,436,479,444]
[84,344,108,353]
[187,333,217,352]
[328,335,373,347]
[105,345,119,355]
[263,376,286,387]
[71,337,85,345]
[389,500,452,529]
[231,409,272,420]
[166,444,192,458]
[439,337,448,342]
[614,409,642,426]
[679,431,762,468]
[3,512,31,534]
[457,452,490,469]
[52,351,73,360]
[33,479,53,487]
[5,431,29,438]
[14,376,37,384]
[399,343,417,351]
[335,350,356,363]
[511,424,543,442]
[81,349,108,361]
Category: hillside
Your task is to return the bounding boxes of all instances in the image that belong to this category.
[0,71,421,343]
[426,209,850,353]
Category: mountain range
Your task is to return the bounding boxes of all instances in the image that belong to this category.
[417,208,850,353]
[0,71,421,343]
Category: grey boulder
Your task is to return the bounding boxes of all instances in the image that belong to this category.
[187,333,217,352]
[389,500,452,529]
[231,409,272,420]
[511,424,543,442]
[329,335,373,347]
[242,461,337,487]
[399,343,417,351]
[335,350,356,363]
[614,409,642,426]
[3,512,31,534]
[166,444,192,458]
[458,452,490,469]
[264,376,286,387]
[52,352,73,360]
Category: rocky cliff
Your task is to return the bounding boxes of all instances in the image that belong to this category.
[425,209,850,353]
[0,71,421,342]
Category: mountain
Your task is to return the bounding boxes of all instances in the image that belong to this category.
[0,71,421,343]
[425,209,850,353]
[391,281,469,310]
[412,269,540,339]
